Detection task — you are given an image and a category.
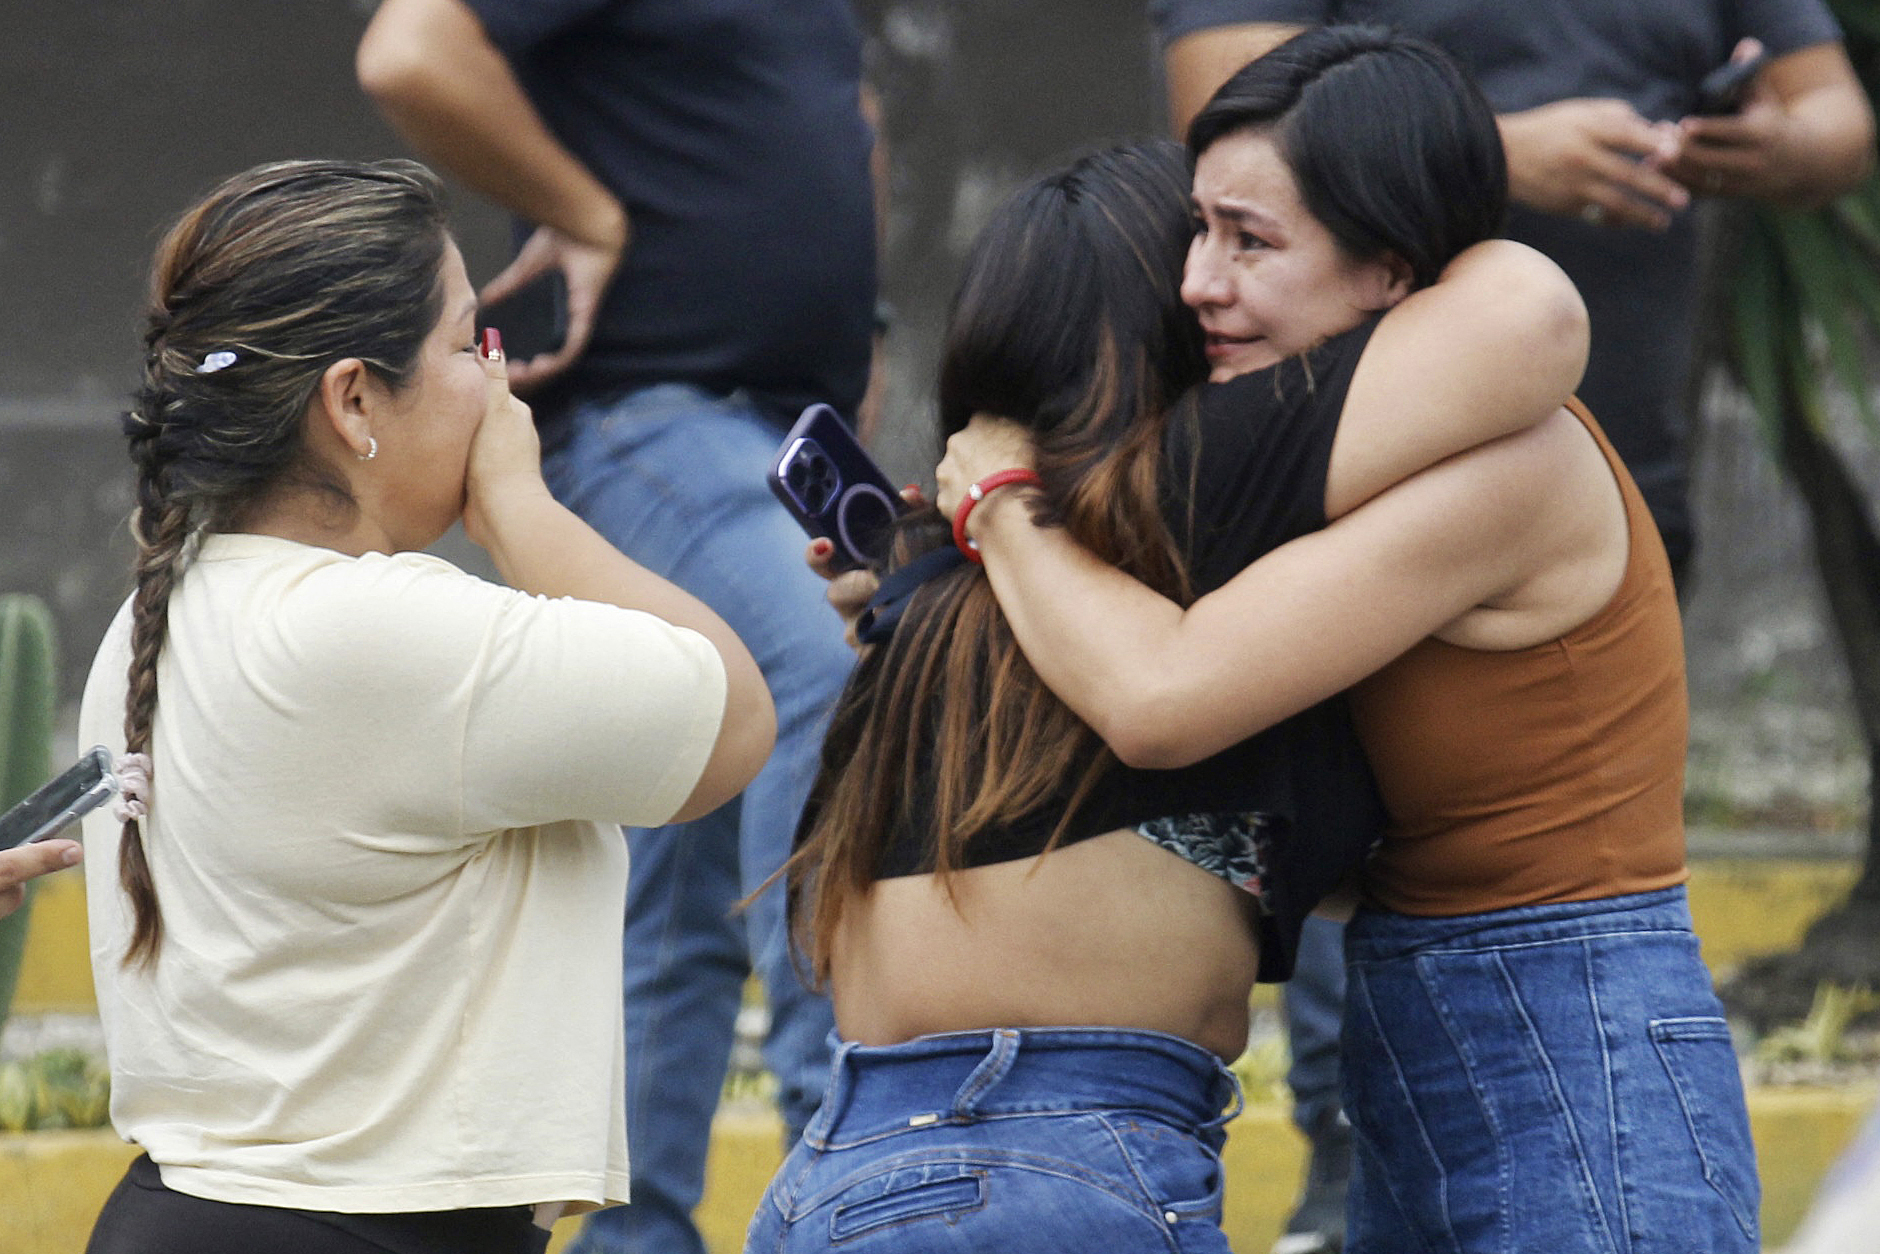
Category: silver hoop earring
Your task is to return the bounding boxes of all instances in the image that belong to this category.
[358,436,378,462]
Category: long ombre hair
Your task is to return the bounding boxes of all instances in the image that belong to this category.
[787,142,1208,981]
[118,160,449,969]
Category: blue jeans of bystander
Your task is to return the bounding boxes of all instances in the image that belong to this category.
[1341,885,1759,1254]
[543,386,853,1254]
[1275,914,1351,1252]
[745,1027,1243,1254]
[1284,915,1348,1142]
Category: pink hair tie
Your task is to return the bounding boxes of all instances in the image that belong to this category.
[113,753,153,823]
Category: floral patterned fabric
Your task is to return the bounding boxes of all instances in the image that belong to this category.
[1137,811,1280,908]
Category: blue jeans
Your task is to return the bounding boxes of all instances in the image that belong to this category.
[1341,886,1760,1254]
[543,386,852,1254]
[746,1028,1243,1253]
[1283,914,1347,1141]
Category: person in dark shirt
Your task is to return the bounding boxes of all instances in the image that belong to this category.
[357,5,875,1253]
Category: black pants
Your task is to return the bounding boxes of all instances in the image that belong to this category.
[86,1155,554,1254]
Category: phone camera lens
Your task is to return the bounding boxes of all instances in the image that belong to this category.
[790,447,839,514]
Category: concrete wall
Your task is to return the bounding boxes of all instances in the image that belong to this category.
[0,1,502,696]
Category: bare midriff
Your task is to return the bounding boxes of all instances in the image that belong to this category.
[829,830,1262,1062]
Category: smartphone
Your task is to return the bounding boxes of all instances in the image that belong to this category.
[1694,52,1768,115]
[0,747,117,851]
[478,270,568,362]
[767,404,905,571]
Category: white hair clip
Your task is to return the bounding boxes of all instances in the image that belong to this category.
[197,350,239,374]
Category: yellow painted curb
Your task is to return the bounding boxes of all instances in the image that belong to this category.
[7,860,1868,1251]
[553,1087,1879,1251]
[1751,1086,1878,1242]
[0,1128,139,1253]
[10,867,93,1015]
[1687,860,1860,975]
[14,859,1857,1018]
[15,1092,1851,1254]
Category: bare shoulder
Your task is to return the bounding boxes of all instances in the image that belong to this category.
[1435,407,1630,650]
[1383,240,1586,347]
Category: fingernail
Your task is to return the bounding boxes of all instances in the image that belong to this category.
[62,846,80,865]
[812,539,833,555]
[481,327,503,360]
[904,483,921,495]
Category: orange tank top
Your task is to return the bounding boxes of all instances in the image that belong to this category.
[1348,399,1689,916]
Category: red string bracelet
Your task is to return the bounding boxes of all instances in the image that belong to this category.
[952,468,1043,562]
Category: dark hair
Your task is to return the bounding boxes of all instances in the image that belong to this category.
[118,159,451,968]
[786,141,1208,980]
[1188,25,1507,288]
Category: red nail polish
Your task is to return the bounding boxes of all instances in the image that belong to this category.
[481,327,503,359]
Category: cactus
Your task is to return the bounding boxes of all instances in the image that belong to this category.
[0,593,58,1042]
[36,1047,111,1128]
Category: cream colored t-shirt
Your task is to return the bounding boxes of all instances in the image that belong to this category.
[77,533,728,1213]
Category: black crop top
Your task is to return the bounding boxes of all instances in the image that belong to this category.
[851,319,1387,980]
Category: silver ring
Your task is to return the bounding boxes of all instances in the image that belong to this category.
[1580,203,1606,226]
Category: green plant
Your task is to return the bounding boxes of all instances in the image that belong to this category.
[0,1048,111,1132]
[0,594,58,1041]
[1715,1,1880,983]
[1754,982,1880,1066]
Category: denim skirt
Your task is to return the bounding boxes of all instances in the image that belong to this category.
[743,1027,1242,1253]
[1341,886,1759,1254]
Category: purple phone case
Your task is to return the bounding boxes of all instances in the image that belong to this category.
[767,404,904,570]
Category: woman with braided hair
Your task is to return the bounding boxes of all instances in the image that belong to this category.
[75,159,774,1254]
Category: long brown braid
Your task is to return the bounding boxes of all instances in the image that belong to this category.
[116,159,449,968]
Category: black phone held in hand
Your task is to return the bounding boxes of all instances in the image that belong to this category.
[767,404,905,571]
[478,271,569,362]
[1694,52,1769,115]
[0,747,116,850]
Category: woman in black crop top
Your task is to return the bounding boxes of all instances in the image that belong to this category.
[746,98,1589,1254]
[938,27,1762,1254]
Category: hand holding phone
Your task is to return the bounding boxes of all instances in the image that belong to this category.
[0,747,118,851]
[1694,48,1769,116]
[1,839,80,915]
[768,404,906,571]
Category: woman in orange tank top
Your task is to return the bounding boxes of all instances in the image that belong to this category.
[937,27,1759,1254]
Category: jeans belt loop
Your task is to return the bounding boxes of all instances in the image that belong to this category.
[951,1028,1022,1120]
[1205,1063,1246,1130]
[808,1039,862,1147]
